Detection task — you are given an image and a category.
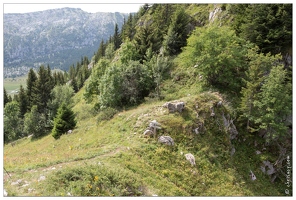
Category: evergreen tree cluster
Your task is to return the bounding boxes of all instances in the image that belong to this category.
[3,61,83,142]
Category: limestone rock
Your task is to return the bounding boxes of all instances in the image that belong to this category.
[250,170,256,181]
[158,136,174,146]
[185,153,196,166]
[163,101,185,113]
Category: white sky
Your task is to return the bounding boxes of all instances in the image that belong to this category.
[3,3,144,14]
[3,0,294,14]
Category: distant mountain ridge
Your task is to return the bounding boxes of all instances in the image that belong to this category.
[4,7,128,77]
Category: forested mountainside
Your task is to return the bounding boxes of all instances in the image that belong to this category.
[4,4,292,196]
[4,7,128,77]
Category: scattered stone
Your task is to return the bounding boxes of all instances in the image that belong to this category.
[194,128,199,135]
[67,130,73,134]
[51,167,56,170]
[38,175,46,182]
[4,189,8,197]
[217,101,223,107]
[22,183,30,187]
[254,140,258,147]
[11,179,22,185]
[143,120,161,137]
[28,188,35,193]
[255,150,261,155]
[143,129,153,136]
[27,134,33,138]
[163,101,185,113]
[222,113,238,140]
[262,161,276,175]
[210,106,215,117]
[185,153,196,166]
[67,192,72,196]
[249,170,256,181]
[158,136,174,146]
[230,147,236,156]
[152,194,158,197]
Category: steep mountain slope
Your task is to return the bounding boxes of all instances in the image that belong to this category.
[4,8,128,77]
[3,4,292,197]
[3,86,286,196]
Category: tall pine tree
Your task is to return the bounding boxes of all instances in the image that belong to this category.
[18,85,28,118]
[26,68,37,111]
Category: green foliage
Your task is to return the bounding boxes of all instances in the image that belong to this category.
[48,85,74,119]
[52,103,76,140]
[32,65,54,114]
[99,61,153,108]
[4,87,11,107]
[146,55,171,99]
[113,23,121,50]
[26,68,38,111]
[23,105,47,138]
[17,85,28,118]
[163,7,190,56]
[253,65,292,143]
[230,4,292,55]
[178,25,250,93]
[118,39,140,64]
[84,58,111,103]
[239,46,281,131]
[41,165,144,196]
[104,42,115,60]
[4,101,23,142]
[97,107,118,123]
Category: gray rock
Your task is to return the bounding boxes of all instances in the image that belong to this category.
[185,153,196,166]
[164,101,185,113]
[158,136,174,146]
[250,170,256,181]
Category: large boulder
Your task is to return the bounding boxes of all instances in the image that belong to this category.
[158,136,174,146]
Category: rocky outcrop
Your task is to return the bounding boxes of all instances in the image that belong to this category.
[163,101,185,113]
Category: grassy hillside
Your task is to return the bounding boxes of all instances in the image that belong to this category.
[3,4,291,197]
[3,84,285,196]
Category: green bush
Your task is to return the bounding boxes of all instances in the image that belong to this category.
[97,107,118,123]
[40,165,144,196]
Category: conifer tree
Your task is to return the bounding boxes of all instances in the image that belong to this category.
[32,65,54,114]
[253,65,292,144]
[239,46,280,131]
[18,85,28,118]
[51,102,76,140]
[4,88,10,107]
[26,68,37,111]
[163,7,189,55]
[113,23,121,50]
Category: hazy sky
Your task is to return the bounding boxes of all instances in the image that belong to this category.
[3,3,144,14]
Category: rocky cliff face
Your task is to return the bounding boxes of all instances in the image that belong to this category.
[4,8,128,77]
